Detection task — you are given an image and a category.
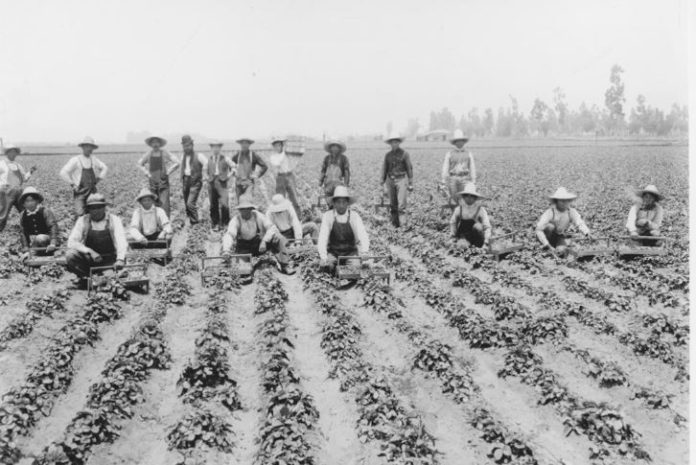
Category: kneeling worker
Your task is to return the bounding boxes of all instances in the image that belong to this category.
[626,184,664,245]
[318,186,369,271]
[266,194,319,243]
[449,183,491,248]
[66,193,127,281]
[222,200,295,275]
[536,187,591,254]
[19,187,60,256]
[127,188,173,244]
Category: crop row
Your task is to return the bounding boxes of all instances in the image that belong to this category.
[0,290,71,350]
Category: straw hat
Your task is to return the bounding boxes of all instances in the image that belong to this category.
[3,144,20,155]
[385,131,404,143]
[450,129,469,144]
[236,137,255,145]
[78,136,99,149]
[145,136,167,147]
[208,140,224,147]
[270,136,287,145]
[267,194,292,213]
[457,183,486,199]
[234,200,256,210]
[19,186,43,204]
[637,185,663,201]
[323,139,347,154]
[549,187,577,201]
[330,185,356,204]
[135,188,157,202]
[85,193,107,208]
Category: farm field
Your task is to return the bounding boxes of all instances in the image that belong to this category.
[0,139,689,465]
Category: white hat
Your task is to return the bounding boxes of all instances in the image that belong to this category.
[3,144,20,154]
[78,136,99,149]
[385,131,404,143]
[236,137,255,144]
[323,139,347,154]
[330,185,356,204]
[457,183,486,199]
[208,140,224,147]
[267,194,292,213]
[450,129,469,144]
[135,188,157,202]
[145,135,167,147]
[549,187,577,200]
[270,136,287,145]
[637,185,663,201]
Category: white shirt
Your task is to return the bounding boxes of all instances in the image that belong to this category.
[269,151,300,174]
[441,149,476,182]
[67,213,128,260]
[626,204,664,233]
[222,211,278,252]
[317,209,369,260]
[208,152,236,176]
[128,206,172,239]
[0,158,31,186]
[60,155,108,186]
[266,201,302,240]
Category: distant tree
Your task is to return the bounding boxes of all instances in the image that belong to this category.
[429,111,438,131]
[438,107,456,132]
[483,108,495,136]
[604,64,626,134]
[495,107,513,137]
[575,102,598,134]
[405,118,420,138]
[530,98,548,136]
[666,104,688,134]
[510,96,528,137]
[628,95,648,135]
[553,87,568,130]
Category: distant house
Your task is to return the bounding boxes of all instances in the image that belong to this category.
[416,129,449,142]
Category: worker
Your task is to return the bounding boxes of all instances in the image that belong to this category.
[266,193,319,243]
[60,137,108,216]
[536,187,591,254]
[318,186,369,271]
[319,139,350,208]
[626,184,664,246]
[381,132,413,228]
[127,188,173,244]
[138,135,180,218]
[18,187,59,257]
[231,137,267,203]
[180,135,208,225]
[268,136,303,215]
[449,183,491,248]
[0,144,36,231]
[441,129,476,205]
[207,140,236,230]
[65,193,127,284]
[222,200,295,275]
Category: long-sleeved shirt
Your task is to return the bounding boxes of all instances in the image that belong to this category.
[231,151,268,180]
[67,213,128,260]
[181,152,209,178]
[128,206,172,240]
[535,206,590,246]
[268,151,301,174]
[626,204,664,233]
[317,209,369,260]
[20,206,59,248]
[222,211,277,252]
[0,158,32,186]
[207,152,236,178]
[441,149,476,182]
[381,149,413,183]
[60,155,108,186]
[138,149,180,177]
[449,203,491,240]
[266,203,302,240]
[319,153,350,186]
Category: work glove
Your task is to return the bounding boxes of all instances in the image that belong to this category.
[259,241,267,254]
[113,260,125,270]
[46,244,57,254]
[88,249,103,263]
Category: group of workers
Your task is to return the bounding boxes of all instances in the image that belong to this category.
[0,130,667,285]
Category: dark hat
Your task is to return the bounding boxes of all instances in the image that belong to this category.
[181,135,194,144]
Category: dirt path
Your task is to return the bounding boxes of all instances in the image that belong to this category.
[279,273,383,465]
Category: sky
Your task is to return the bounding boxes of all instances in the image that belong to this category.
[0,0,689,143]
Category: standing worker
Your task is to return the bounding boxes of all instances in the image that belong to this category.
[441,129,476,205]
[207,140,236,230]
[180,135,208,225]
[0,144,36,231]
[319,139,350,208]
[381,132,413,228]
[138,135,180,218]
[60,137,107,216]
[231,137,267,204]
[268,136,303,215]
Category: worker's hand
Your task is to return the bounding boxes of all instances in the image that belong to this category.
[483,240,490,250]
[20,252,30,262]
[46,244,57,254]
[113,260,125,270]
[139,237,149,245]
[408,184,414,192]
[259,241,267,253]
[382,183,389,195]
[29,166,38,173]
[630,230,638,237]
[636,219,648,227]
[88,249,102,262]
[157,231,169,240]
[319,259,330,270]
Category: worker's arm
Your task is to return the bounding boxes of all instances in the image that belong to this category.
[110,215,128,260]
[165,150,181,176]
[45,208,59,247]
[126,210,145,242]
[290,207,303,241]
[67,217,92,254]
[469,152,476,183]
[441,151,451,183]
[404,151,414,185]
[138,151,151,176]
[352,212,370,255]
[535,209,553,247]
[253,152,268,178]
[449,207,460,237]
[343,155,351,186]
[317,212,332,260]
[20,225,29,249]
[319,156,327,186]
[222,217,239,252]
[158,208,173,237]
[381,155,389,184]
[225,156,237,176]
[59,158,77,186]
[198,153,209,183]
[19,164,32,183]
[260,214,278,244]
[95,157,108,181]
[649,205,664,231]
[570,208,590,235]
[626,205,638,234]
[479,207,492,242]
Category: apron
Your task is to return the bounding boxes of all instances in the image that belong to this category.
[324,156,344,196]
[328,211,358,257]
[76,158,98,195]
[456,205,484,247]
[85,225,116,259]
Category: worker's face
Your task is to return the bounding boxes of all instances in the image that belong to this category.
[211,145,222,155]
[23,196,38,212]
[239,208,253,220]
[150,140,161,150]
[182,142,194,153]
[461,194,477,206]
[555,199,571,211]
[642,193,656,207]
[5,150,19,161]
[272,142,284,153]
[329,144,341,155]
[81,145,94,156]
[240,141,251,151]
[140,197,154,209]
[454,140,467,149]
[389,140,401,150]
[88,206,106,221]
[333,198,349,215]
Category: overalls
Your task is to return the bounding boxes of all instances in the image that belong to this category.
[328,211,358,258]
[323,157,345,207]
[235,216,264,256]
[545,208,572,248]
[148,152,171,218]
[455,205,485,247]
[447,151,472,202]
[74,159,98,216]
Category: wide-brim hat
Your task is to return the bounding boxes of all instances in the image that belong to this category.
[236,137,255,145]
[145,136,167,147]
[549,187,577,201]
[637,184,663,201]
[19,186,43,204]
[208,139,224,147]
[457,183,486,199]
[234,200,257,210]
[3,144,20,154]
[268,194,291,213]
[78,136,99,149]
[270,136,287,145]
[330,185,356,204]
[85,193,108,208]
[324,139,346,154]
[450,129,469,144]
[385,131,404,143]
[136,188,157,202]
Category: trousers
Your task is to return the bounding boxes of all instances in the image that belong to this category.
[275,172,301,215]
[208,178,230,227]
[0,186,22,232]
[387,176,409,227]
[182,177,202,224]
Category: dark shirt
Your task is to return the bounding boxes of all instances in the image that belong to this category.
[381,148,413,183]
[20,206,59,248]
[232,150,268,179]
[319,153,351,186]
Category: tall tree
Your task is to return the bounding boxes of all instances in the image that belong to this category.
[405,118,420,138]
[553,87,568,129]
[483,108,495,136]
[604,64,626,134]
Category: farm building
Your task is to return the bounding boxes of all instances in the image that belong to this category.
[416,129,450,141]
